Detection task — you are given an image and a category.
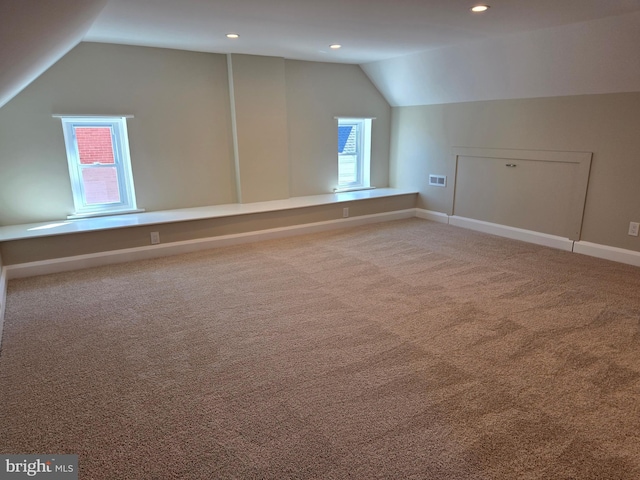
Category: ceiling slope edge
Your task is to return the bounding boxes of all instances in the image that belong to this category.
[0,0,109,109]
[361,12,640,107]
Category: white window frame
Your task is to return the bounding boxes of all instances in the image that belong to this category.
[336,117,373,191]
[58,116,141,219]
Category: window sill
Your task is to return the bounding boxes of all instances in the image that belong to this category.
[0,188,418,242]
[333,186,376,193]
[67,208,145,220]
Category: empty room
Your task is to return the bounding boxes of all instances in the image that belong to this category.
[1,0,640,478]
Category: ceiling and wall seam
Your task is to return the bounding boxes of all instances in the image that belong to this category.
[361,11,640,107]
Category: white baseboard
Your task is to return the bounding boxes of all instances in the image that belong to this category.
[448,216,574,252]
[5,209,416,280]
[573,241,640,268]
[415,209,449,224]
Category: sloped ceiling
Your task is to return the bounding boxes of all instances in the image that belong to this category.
[86,0,640,65]
[362,11,640,106]
[0,0,108,109]
[2,0,640,108]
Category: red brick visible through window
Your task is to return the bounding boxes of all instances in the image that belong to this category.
[75,127,115,165]
[74,126,120,204]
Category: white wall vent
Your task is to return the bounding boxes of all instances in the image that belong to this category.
[429,174,446,187]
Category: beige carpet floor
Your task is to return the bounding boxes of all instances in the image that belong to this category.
[1,218,640,479]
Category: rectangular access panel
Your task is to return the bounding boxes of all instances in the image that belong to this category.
[452,148,592,240]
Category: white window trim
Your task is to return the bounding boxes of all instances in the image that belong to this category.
[336,117,373,192]
[57,116,142,219]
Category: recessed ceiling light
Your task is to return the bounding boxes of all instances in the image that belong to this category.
[329,44,342,50]
[471,5,490,13]
[226,33,239,39]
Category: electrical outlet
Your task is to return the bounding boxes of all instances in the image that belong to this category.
[629,222,639,237]
[150,231,160,244]
[343,207,349,218]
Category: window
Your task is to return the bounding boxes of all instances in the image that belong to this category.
[337,117,372,190]
[59,116,140,218]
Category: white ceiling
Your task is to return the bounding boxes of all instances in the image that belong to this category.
[85,0,640,64]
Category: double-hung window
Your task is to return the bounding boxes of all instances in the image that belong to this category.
[59,116,140,218]
[337,117,372,190]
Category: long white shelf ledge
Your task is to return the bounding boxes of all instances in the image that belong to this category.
[0,188,418,242]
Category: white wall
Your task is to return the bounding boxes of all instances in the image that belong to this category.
[0,43,236,225]
[362,12,640,107]
[285,60,391,196]
[0,44,392,226]
[390,93,640,251]
[365,10,640,252]
[229,54,290,203]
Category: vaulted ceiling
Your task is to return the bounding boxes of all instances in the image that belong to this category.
[86,0,640,64]
[2,0,640,108]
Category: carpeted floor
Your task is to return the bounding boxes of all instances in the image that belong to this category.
[1,218,640,479]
